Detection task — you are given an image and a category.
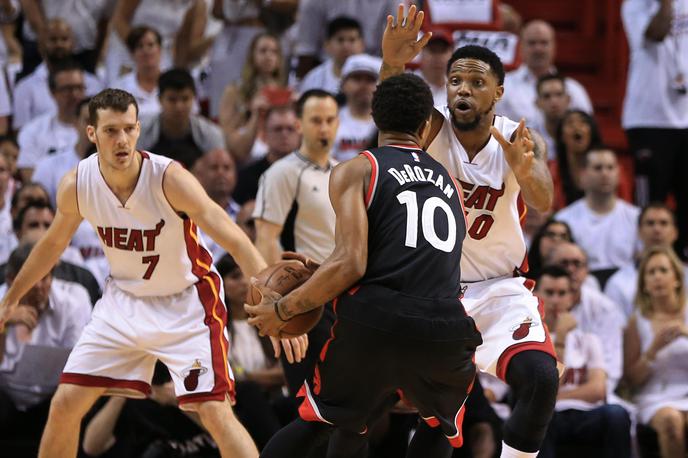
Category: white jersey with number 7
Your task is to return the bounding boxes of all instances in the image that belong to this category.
[76,151,213,297]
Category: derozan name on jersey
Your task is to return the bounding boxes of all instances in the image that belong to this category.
[387,165,455,199]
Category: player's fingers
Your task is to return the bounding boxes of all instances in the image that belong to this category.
[415,31,433,50]
[396,3,404,27]
[269,336,281,358]
[516,119,526,139]
[300,333,309,354]
[385,14,394,30]
[490,126,510,149]
[412,9,425,33]
[406,4,418,28]
[246,314,262,327]
[282,338,295,364]
[290,337,303,363]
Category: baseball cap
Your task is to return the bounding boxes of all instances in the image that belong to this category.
[341,54,382,80]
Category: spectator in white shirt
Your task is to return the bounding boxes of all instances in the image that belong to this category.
[0,154,11,266]
[111,25,162,118]
[0,243,91,446]
[605,203,688,320]
[16,59,87,183]
[622,0,688,259]
[299,17,364,95]
[533,74,571,160]
[498,20,592,125]
[414,27,452,108]
[331,53,379,162]
[535,266,631,458]
[555,148,640,284]
[548,242,626,396]
[12,18,102,131]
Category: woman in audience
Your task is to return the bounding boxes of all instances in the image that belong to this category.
[218,32,288,164]
[552,110,603,208]
[624,246,688,458]
[111,26,163,117]
[526,219,574,279]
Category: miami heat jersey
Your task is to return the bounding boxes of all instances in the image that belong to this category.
[76,151,212,296]
[359,145,466,298]
[427,108,524,282]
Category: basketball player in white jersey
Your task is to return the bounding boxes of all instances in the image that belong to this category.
[0,89,307,458]
[380,6,559,458]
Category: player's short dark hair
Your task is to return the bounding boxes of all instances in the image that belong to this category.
[125,25,162,53]
[537,265,571,282]
[89,89,139,126]
[295,89,337,118]
[446,45,505,85]
[536,73,566,95]
[371,73,433,135]
[13,200,54,233]
[639,202,677,227]
[48,59,84,92]
[327,16,362,39]
[158,68,196,96]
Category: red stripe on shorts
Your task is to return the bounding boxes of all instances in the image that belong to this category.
[193,271,235,404]
[60,373,151,396]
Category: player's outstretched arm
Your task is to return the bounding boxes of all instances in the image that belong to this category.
[162,162,267,278]
[0,170,83,326]
[492,120,553,213]
[245,156,371,336]
[380,3,432,81]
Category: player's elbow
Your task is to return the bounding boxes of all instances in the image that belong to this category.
[336,247,367,284]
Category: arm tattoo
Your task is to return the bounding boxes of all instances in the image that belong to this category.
[528,129,547,161]
[279,296,318,319]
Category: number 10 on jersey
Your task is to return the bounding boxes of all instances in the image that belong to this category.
[397,190,457,253]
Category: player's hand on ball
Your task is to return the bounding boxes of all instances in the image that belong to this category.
[245,280,287,337]
[281,251,320,273]
[270,334,309,364]
[491,119,536,180]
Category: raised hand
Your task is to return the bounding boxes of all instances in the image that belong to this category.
[382,3,433,67]
[491,119,536,180]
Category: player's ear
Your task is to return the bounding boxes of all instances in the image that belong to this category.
[418,118,431,143]
[86,125,97,143]
[494,85,504,102]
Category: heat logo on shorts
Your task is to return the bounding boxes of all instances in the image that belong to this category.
[510,317,538,340]
[182,359,208,391]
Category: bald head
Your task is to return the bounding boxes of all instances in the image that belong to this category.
[193,149,237,202]
[42,18,75,61]
[521,20,556,75]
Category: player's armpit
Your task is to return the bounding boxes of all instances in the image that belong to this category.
[279,157,371,317]
[162,162,267,277]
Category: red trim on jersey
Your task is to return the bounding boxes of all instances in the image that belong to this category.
[139,150,150,159]
[523,278,536,292]
[317,297,341,362]
[495,297,556,381]
[423,416,441,427]
[360,151,379,209]
[297,381,333,425]
[183,219,213,279]
[194,271,235,403]
[447,403,468,448]
[517,193,529,273]
[60,373,151,395]
[448,174,469,230]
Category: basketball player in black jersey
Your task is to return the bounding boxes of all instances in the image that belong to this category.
[245,73,482,457]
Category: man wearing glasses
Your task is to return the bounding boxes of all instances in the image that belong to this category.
[16,60,86,183]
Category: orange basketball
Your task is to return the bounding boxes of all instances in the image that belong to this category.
[246,260,323,337]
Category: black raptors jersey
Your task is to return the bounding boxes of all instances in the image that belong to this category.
[359,145,466,298]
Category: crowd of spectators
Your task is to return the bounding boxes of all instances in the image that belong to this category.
[0,0,686,457]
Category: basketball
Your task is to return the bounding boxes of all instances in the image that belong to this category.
[247,260,323,337]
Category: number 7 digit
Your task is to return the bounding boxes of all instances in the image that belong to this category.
[142,255,160,280]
